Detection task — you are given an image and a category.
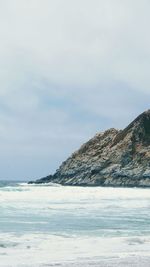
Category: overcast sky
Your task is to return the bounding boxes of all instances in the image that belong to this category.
[0,0,149,180]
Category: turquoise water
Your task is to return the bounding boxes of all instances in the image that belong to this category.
[0,181,150,266]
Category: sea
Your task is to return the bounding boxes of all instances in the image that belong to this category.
[0,181,150,267]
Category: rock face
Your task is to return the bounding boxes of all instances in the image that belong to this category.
[30,110,150,187]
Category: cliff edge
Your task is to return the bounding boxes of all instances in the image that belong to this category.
[30,110,150,187]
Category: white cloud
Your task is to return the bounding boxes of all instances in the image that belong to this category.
[0,0,149,179]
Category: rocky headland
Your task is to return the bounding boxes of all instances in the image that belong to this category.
[29,110,150,187]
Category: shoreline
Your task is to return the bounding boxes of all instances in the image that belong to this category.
[28,181,150,189]
[45,256,150,267]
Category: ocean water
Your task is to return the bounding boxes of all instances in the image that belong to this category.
[0,181,150,267]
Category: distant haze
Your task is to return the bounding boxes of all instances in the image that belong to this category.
[0,0,149,180]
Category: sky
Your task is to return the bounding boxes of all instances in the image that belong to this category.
[0,0,150,180]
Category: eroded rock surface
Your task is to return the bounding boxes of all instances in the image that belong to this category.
[30,110,150,187]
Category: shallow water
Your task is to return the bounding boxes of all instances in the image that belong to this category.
[0,181,150,266]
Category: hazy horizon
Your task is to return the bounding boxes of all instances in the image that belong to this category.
[0,1,150,180]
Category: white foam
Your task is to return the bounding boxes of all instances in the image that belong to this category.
[0,185,150,266]
[0,233,150,267]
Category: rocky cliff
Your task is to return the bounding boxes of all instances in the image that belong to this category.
[30,110,150,187]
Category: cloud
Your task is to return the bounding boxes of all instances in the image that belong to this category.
[0,0,149,179]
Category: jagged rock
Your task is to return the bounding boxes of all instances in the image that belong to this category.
[30,110,150,187]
